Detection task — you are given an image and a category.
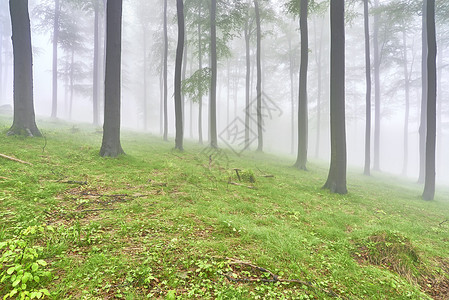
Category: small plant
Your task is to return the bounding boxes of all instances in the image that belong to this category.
[0,225,52,299]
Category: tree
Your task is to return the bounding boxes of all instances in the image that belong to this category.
[174,0,185,150]
[7,0,41,137]
[363,0,371,176]
[372,0,381,171]
[294,0,309,170]
[163,0,169,141]
[209,0,218,148]
[418,0,428,183]
[422,0,436,200]
[254,0,262,152]
[99,0,124,157]
[51,0,60,118]
[323,0,347,194]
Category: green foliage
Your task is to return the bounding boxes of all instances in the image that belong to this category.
[182,67,211,103]
[0,226,53,299]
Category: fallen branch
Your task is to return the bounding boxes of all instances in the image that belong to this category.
[0,176,9,180]
[78,208,118,213]
[221,258,343,299]
[59,180,87,185]
[228,181,257,189]
[0,153,33,165]
[439,219,448,227]
[260,174,275,178]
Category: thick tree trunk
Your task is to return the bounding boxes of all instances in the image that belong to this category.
[363,0,371,176]
[418,0,428,184]
[209,0,218,148]
[373,0,380,171]
[163,0,168,141]
[8,0,41,137]
[422,0,436,201]
[174,0,184,151]
[100,0,124,157]
[402,28,410,176]
[294,0,308,170]
[323,0,347,194]
[93,1,100,126]
[51,0,60,119]
[254,0,262,152]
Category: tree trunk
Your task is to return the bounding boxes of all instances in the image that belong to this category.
[313,16,323,159]
[163,0,168,141]
[209,0,218,148]
[363,0,371,176]
[288,37,295,155]
[174,0,184,151]
[8,0,41,137]
[422,0,436,201]
[181,34,187,131]
[402,28,410,176]
[93,1,100,126]
[323,0,347,194]
[50,0,60,119]
[143,29,148,131]
[244,22,251,150]
[100,0,124,157]
[294,0,308,170]
[418,0,428,184]
[254,0,262,152]
[69,49,74,120]
[198,5,203,145]
[372,0,380,171]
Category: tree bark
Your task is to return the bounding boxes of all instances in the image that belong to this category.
[198,5,203,144]
[51,0,60,119]
[294,0,308,170]
[163,0,168,141]
[422,0,436,201]
[174,0,184,151]
[254,0,262,152]
[363,0,371,176]
[8,0,41,137]
[323,0,347,194]
[244,21,251,150]
[100,0,124,157]
[209,0,218,148]
[418,0,428,184]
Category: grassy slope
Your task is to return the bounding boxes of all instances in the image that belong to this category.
[1,115,449,299]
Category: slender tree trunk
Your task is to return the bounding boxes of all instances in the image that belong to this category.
[8,0,41,137]
[100,0,124,157]
[323,0,347,194]
[373,0,381,171]
[288,37,295,155]
[143,29,148,131]
[182,34,187,131]
[294,0,308,170]
[51,0,60,119]
[436,40,442,176]
[93,1,100,126]
[363,0,371,176]
[418,0,428,184]
[314,17,323,159]
[226,59,230,129]
[159,59,163,136]
[422,0,436,200]
[244,22,251,149]
[402,28,410,176]
[198,5,203,144]
[209,0,218,148]
[174,0,184,151]
[163,0,168,141]
[69,49,74,120]
[254,0,262,152]
[0,22,3,104]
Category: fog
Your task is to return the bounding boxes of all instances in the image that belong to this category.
[1,0,448,185]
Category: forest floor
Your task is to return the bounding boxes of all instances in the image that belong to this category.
[1,115,449,299]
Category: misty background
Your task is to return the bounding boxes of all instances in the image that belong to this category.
[0,0,447,184]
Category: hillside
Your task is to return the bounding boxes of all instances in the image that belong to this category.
[1,116,449,299]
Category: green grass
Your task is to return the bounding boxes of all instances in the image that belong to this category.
[1,115,449,299]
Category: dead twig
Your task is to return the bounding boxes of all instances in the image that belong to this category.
[228,181,257,189]
[439,219,448,227]
[260,174,275,178]
[78,208,118,213]
[59,180,87,185]
[0,153,33,165]
[233,169,242,181]
[0,176,9,180]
